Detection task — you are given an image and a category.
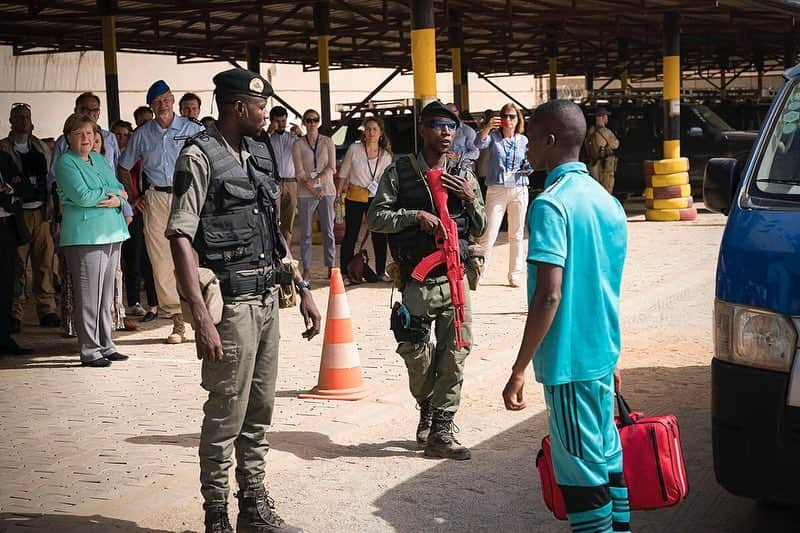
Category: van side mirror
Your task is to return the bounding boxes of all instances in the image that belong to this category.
[703,157,740,215]
[688,126,704,137]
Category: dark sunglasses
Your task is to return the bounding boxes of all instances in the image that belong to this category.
[304,117,320,123]
[501,113,517,120]
[11,102,30,111]
[426,119,457,131]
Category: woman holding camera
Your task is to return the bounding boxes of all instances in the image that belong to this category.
[292,109,336,281]
[474,102,530,288]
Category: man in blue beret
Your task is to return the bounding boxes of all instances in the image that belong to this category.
[118,80,203,344]
[168,68,320,533]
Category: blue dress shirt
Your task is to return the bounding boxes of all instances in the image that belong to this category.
[452,125,479,161]
[475,130,530,186]
[118,114,203,187]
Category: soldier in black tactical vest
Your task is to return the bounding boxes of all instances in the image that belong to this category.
[167,68,321,533]
[367,101,486,460]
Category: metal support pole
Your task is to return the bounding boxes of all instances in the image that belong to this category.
[329,68,403,136]
[247,44,261,73]
[99,0,120,123]
[585,68,595,97]
[314,1,332,128]
[449,9,468,112]
[755,51,765,95]
[785,33,797,70]
[719,51,729,97]
[476,72,530,113]
[663,12,681,160]
[411,0,437,106]
[618,38,629,94]
[547,39,558,100]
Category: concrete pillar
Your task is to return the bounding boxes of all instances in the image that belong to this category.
[410,0,437,106]
[663,12,681,160]
[98,0,120,123]
[314,1,332,127]
[449,9,468,112]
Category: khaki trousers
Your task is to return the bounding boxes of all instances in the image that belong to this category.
[12,209,57,320]
[199,288,280,505]
[279,180,297,245]
[143,189,181,317]
[397,278,473,412]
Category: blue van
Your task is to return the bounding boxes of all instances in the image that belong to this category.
[704,66,800,504]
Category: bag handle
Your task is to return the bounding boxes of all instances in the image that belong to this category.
[616,391,635,427]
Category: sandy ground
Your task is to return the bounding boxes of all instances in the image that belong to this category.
[0,200,798,532]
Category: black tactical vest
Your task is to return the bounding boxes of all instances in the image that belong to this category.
[188,131,286,295]
[387,155,470,279]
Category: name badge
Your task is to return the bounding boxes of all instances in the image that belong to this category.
[366,181,379,196]
[503,169,516,188]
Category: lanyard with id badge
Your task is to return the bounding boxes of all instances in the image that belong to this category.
[502,136,518,188]
[306,134,322,189]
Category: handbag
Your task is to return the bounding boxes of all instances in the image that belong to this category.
[346,184,370,203]
[346,230,377,283]
[536,393,689,520]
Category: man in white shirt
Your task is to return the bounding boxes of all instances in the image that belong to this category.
[0,103,59,332]
[267,106,298,245]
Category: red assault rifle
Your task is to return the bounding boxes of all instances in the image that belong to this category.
[410,168,470,348]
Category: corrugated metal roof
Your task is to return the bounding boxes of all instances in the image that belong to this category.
[0,1,797,80]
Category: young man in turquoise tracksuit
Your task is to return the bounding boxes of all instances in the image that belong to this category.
[503,100,630,533]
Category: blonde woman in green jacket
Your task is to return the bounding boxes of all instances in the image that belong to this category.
[56,113,130,367]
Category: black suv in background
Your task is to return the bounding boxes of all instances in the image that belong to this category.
[605,102,757,199]
[329,100,417,162]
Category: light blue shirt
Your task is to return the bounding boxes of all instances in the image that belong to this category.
[452,125,479,161]
[475,130,530,186]
[526,162,627,386]
[48,129,119,188]
[118,114,203,187]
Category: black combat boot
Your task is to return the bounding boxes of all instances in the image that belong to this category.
[204,504,233,533]
[424,410,471,460]
[236,486,302,533]
[416,397,434,447]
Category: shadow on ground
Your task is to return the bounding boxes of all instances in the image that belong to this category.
[0,513,189,532]
[372,365,800,533]
[127,430,419,460]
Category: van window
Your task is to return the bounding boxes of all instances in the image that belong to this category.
[749,80,800,202]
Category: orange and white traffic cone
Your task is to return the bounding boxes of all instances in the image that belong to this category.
[299,267,369,401]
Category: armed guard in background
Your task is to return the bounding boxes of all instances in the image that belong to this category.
[585,107,620,194]
[367,100,486,460]
[167,68,321,533]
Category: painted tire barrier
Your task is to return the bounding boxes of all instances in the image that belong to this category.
[644,184,692,200]
[644,171,690,188]
[645,206,698,222]
[645,196,693,210]
[643,157,690,176]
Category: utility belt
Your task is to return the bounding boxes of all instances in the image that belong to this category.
[282,177,298,183]
[217,267,293,297]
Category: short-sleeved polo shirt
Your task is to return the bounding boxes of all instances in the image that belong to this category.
[119,114,203,187]
[526,161,628,386]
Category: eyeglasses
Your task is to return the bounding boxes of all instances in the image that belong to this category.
[500,113,517,120]
[304,117,320,124]
[426,119,457,132]
[11,102,31,111]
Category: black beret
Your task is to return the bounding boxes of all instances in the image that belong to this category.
[420,100,460,127]
[213,68,274,99]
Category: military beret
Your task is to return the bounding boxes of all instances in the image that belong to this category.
[213,68,274,100]
[420,100,460,127]
[146,80,170,105]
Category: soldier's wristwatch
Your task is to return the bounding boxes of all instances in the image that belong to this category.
[295,279,311,292]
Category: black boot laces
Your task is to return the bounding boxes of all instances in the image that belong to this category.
[256,490,286,527]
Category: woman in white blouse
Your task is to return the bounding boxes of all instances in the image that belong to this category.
[291,109,337,280]
[336,117,393,284]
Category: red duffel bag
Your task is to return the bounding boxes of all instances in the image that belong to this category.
[536,393,689,520]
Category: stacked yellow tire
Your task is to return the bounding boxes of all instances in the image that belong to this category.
[643,157,697,221]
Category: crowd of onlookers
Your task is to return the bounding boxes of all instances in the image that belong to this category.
[0,77,554,366]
